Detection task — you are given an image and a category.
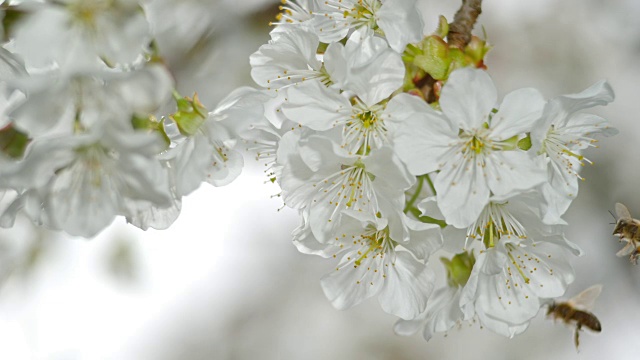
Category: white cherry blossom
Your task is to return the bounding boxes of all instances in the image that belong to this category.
[459,194,580,337]
[12,0,149,71]
[394,285,468,341]
[276,131,414,243]
[294,209,441,319]
[531,80,617,224]
[250,27,325,90]
[313,0,423,52]
[0,123,171,237]
[393,68,547,228]
[165,88,269,197]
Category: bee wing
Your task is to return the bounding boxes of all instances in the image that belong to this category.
[615,203,632,220]
[616,241,636,257]
[567,284,602,312]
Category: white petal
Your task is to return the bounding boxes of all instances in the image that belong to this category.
[281,81,351,131]
[49,163,120,237]
[435,153,490,228]
[539,154,580,223]
[475,304,531,338]
[364,146,415,191]
[392,111,457,176]
[378,251,435,319]
[556,80,614,118]
[110,65,173,115]
[171,136,212,197]
[339,33,405,105]
[384,93,451,132]
[249,28,321,89]
[393,317,425,337]
[203,146,243,187]
[376,0,424,53]
[125,199,181,231]
[440,68,497,130]
[320,254,385,310]
[563,113,619,145]
[292,216,341,257]
[485,151,546,197]
[323,42,347,87]
[1,136,84,189]
[517,241,575,298]
[399,216,443,260]
[312,13,350,44]
[209,87,271,139]
[490,88,545,139]
[475,273,541,327]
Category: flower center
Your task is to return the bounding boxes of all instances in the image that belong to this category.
[466,202,527,248]
[354,226,390,267]
[74,143,115,187]
[67,0,112,30]
[314,160,378,225]
[460,128,493,158]
[343,102,387,155]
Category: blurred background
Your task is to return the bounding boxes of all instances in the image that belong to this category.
[1,0,639,358]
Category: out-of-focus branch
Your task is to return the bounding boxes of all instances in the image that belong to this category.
[447,0,482,48]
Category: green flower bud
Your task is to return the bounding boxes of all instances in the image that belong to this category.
[464,36,492,67]
[441,251,475,288]
[0,124,30,159]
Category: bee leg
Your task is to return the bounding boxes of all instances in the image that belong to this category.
[574,324,582,352]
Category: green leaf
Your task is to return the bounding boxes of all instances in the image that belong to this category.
[414,36,451,81]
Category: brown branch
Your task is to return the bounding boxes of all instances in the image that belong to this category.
[447,0,483,48]
[417,0,483,102]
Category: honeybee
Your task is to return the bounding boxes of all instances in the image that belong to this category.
[547,284,602,350]
[612,202,640,264]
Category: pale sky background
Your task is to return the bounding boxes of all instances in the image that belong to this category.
[1,0,639,359]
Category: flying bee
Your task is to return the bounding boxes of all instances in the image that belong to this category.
[612,202,640,264]
[547,284,602,350]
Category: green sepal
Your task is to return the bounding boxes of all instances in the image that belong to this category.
[441,251,476,288]
[402,43,422,63]
[518,133,532,151]
[170,92,208,137]
[0,125,30,159]
[408,207,447,228]
[501,134,520,151]
[131,114,171,147]
[316,42,329,54]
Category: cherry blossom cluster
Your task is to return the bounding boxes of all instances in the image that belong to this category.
[250,0,617,339]
[0,0,268,237]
